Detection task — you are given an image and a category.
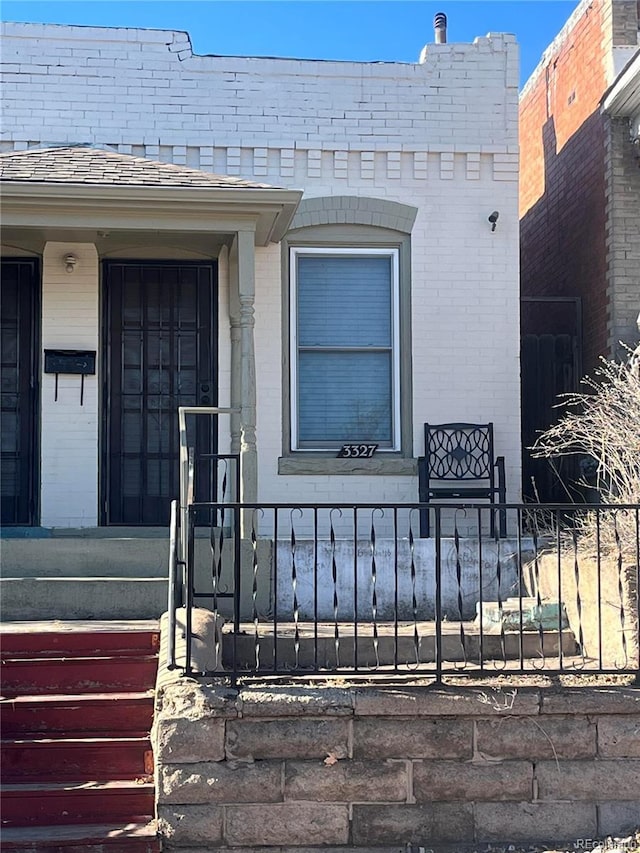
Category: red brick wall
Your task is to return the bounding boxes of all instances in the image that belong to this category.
[520,0,610,372]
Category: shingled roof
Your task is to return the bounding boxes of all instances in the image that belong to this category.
[0,146,279,189]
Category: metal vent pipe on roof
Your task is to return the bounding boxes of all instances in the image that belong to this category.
[434,12,447,44]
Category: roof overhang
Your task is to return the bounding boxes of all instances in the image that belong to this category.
[602,51,640,118]
[0,181,303,246]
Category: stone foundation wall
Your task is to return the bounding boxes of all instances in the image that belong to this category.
[153,680,640,849]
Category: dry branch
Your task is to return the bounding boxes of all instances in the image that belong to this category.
[531,350,640,558]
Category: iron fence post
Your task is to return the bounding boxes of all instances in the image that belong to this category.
[232,501,241,686]
[185,504,195,677]
[167,499,179,670]
[435,507,443,683]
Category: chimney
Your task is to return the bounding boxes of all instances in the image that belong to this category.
[434,12,447,44]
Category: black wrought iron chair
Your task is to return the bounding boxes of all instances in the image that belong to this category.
[417,422,507,537]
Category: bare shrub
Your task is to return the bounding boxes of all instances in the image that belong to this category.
[533,353,640,502]
[532,350,640,558]
[529,351,639,667]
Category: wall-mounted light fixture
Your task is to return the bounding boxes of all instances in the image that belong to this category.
[488,211,500,232]
[64,253,77,273]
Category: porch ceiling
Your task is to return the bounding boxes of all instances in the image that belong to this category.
[0,225,232,258]
[0,147,303,246]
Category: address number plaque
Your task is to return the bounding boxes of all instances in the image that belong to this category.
[337,444,378,458]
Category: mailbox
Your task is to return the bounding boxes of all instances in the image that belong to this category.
[44,350,96,375]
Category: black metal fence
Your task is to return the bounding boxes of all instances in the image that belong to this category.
[168,500,640,683]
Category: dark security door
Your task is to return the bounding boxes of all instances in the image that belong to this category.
[104,262,217,525]
[521,297,581,502]
[1,258,39,526]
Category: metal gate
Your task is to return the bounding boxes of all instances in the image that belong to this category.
[103,261,217,525]
[0,258,39,525]
[521,297,582,503]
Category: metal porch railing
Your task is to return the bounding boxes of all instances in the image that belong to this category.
[168,497,640,684]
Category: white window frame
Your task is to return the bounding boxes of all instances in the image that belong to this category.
[289,246,401,452]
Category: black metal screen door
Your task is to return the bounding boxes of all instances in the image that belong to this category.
[1,258,39,526]
[104,262,217,525]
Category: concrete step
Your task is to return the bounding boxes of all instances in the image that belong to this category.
[1,655,158,697]
[0,527,218,579]
[1,781,155,827]
[0,578,168,621]
[1,736,153,782]
[0,820,160,853]
[225,621,578,670]
[0,532,169,578]
[0,692,154,736]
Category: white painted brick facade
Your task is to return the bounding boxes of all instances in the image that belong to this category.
[40,242,99,526]
[1,22,521,519]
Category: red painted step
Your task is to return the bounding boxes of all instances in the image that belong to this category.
[0,821,160,853]
[0,623,160,846]
[1,736,153,782]
[0,692,154,736]
[1,655,158,697]
[1,781,155,827]
[1,631,160,660]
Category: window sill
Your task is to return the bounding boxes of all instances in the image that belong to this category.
[278,456,418,476]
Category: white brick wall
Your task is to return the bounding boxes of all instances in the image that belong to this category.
[1,23,522,514]
[40,242,99,526]
[254,177,521,506]
[0,22,518,151]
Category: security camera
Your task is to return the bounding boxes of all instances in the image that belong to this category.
[488,211,499,232]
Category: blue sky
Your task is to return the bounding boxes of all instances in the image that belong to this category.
[2,1,579,87]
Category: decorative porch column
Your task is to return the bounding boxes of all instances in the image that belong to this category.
[228,245,241,459]
[229,230,258,507]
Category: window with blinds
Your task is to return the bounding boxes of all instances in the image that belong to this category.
[290,247,400,450]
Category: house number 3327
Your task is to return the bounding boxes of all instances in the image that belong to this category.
[337,444,378,458]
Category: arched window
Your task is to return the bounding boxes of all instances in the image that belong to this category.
[280,196,417,471]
